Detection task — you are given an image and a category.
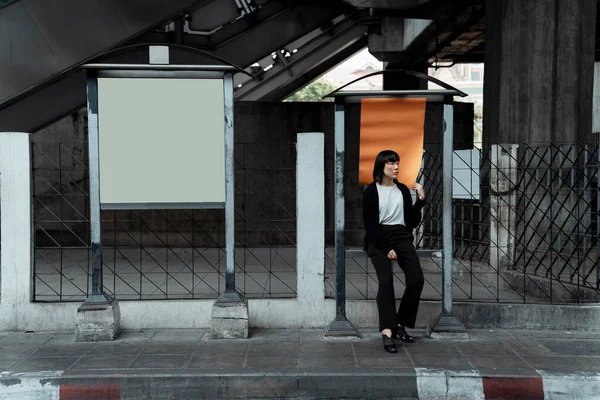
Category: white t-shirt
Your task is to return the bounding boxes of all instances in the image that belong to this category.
[376,183,405,225]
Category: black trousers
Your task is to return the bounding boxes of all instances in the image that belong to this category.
[368,225,424,331]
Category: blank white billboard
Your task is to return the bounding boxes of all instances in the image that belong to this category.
[97,77,225,207]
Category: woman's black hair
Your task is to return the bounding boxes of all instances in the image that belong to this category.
[372,150,400,183]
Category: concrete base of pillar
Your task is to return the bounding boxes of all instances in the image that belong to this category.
[426,314,470,340]
[211,295,249,339]
[75,296,121,342]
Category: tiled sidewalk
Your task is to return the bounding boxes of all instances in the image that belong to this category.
[0,328,599,399]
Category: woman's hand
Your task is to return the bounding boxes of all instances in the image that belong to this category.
[413,183,425,200]
[387,250,397,260]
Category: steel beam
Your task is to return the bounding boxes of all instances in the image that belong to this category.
[344,0,431,9]
[1,0,350,132]
[145,2,353,68]
[0,0,210,106]
[186,0,294,47]
[235,21,366,101]
[211,2,351,66]
[0,71,86,132]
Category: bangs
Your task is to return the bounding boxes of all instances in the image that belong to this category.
[380,150,399,163]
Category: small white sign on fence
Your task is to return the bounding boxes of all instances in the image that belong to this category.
[453,149,480,200]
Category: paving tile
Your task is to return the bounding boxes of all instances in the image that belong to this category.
[187,355,246,369]
[403,340,460,356]
[0,344,42,358]
[251,329,300,342]
[538,339,600,356]
[499,337,553,356]
[141,343,197,355]
[299,355,357,369]
[577,357,600,372]
[466,354,535,374]
[410,354,473,370]
[454,342,516,356]
[86,342,146,355]
[521,356,590,373]
[517,330,598,340]
[70,355,137,370]
[117,330,158,342]
[10,357,80,372]
[194,342,249,356]
[32,343,95,357]
[41,334,78,344]
[0,359,21,371]
[0,333,55,346]
[352,341,386,355]
[244,356,298,370]
[129,355,189,369]
[247,342,299,356]
[300,342,353,355]
[150,329,205,343]
[356,352,414,368]
[464,330,505,342]
[299,330,330,342]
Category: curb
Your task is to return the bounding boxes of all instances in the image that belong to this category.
[1,369,599,399]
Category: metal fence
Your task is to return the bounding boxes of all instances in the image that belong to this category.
[331,142,600,304]
[32,141,297,302]
[27,137,600,304]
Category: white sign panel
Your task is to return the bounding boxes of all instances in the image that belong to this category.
[453,149,480,200]
[97,77,225,207]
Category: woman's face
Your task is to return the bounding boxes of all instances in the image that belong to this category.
[383,161,399,180]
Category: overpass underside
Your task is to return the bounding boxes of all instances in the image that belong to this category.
[0,0,495,133]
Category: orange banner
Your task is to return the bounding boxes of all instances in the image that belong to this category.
[359,98,426,186]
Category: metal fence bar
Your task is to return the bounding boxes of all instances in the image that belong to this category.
[85,72,110,304]
[597,141,600,289]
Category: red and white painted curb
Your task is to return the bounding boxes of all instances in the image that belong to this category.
[1,369,600,399]
[0,372,121,400]
[416,368,600,400]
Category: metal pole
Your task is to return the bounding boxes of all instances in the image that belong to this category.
[597,142,600,289]
[442,103,453,315]
[222,72,241,301]
[85,71,110,304]
[325,101,358,337]
[334,102,346,318]
[427,100,467,338]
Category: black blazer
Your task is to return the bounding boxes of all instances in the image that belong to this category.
[362,180,426,254]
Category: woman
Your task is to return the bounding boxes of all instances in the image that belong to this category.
[362,150,426,353]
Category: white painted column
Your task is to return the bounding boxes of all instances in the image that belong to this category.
[593,62,600,135]
[248,132,332,328]
[0,132,33,329]
[296,132,325,303]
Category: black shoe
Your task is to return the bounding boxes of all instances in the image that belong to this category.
[395,326,415,343]
[382,334,398,353]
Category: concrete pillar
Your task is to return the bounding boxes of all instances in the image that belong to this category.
[383,62,428,91]
[0,132,33,329]
[367,16,431,90]
[483,0,597,144]
[296,132,326,305]
[489,144,519,271]
[368,17,431,63]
